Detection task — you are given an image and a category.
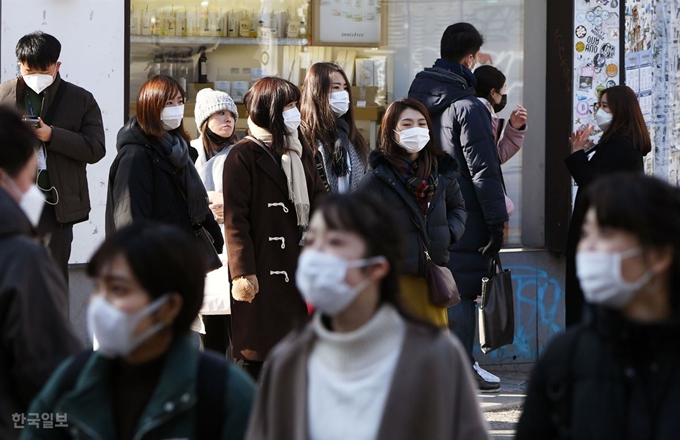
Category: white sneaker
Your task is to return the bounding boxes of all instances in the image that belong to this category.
[473,362,500,383]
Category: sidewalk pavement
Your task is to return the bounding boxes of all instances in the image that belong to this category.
[477,370,529,413]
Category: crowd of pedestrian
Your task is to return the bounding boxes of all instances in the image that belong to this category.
[1,21,677,440]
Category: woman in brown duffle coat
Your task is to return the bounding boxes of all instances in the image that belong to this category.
[223,76,326,380]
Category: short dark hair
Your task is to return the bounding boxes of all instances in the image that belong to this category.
[474,65,506,100]
[581,174,680,313]
[244,77,301,155]
[0,106,39,177]
[440,23,484,62]
[136,75,190,141]
[16,32,61,71]
[87,221,206,336]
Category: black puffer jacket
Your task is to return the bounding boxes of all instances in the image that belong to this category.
[409,65,508,298]
[358,151,467,277]
[517,307,680,440]
[105,117,223,252]
[0,188,82,440]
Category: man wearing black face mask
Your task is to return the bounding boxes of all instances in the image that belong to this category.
[0,106,82,440]
[0,31,106,285]
[408,22,508,393]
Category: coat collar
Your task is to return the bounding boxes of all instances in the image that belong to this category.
[243,138,290,195]
[58,336,199,439]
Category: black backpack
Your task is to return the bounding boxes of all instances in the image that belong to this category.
[54,348,229,439]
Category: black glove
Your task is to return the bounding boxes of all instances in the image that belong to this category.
[478,233,503,257]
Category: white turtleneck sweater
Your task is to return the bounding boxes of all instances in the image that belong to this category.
[307,304,407,440]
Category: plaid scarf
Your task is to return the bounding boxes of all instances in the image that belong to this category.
[391,158,439,214]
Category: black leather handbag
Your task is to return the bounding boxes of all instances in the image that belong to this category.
[479,254,515,353]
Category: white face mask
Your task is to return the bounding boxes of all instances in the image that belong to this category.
[296,250,385,316]
[283,107,301,133]
[161,104,185,131]
[87,294,169,358]
[576,247,652,309]
[4,175,44,227]
[595,108,613,131]
[23,72,55,94]
[330,91,350,117]
[395,127,430,153]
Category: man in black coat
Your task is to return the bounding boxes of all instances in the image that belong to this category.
[0,106,82,440]
[0,32,106,284]
[409,23,508,392]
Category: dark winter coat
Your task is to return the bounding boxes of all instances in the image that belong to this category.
[0,75,105,224]
[517,308,680,440]
[105,117,223,252]
[564,135,644,325]
[358,151,467,277]
[0,188,82,440]
[223,138,326,362]
[409,65,508,298]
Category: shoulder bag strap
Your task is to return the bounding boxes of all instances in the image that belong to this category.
[41,82,67,126]
[246,135,278,164]
[196,350,230,439]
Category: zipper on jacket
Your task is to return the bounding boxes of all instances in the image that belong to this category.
[133,401,194,440]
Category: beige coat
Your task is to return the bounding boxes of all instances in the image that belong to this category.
[245,317,490,440]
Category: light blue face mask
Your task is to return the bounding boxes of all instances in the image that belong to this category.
[87,294,170,358]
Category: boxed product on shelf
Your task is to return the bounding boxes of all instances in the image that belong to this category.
[231,81,250,103]
[214,81,231,94]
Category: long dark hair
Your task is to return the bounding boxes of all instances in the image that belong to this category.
[244,77,301,155]
[315,192,415,319]
[380,98,444,178]
[600,86,651,155]
[87,221,206,335]
[300,62,368,162]
[581,174,680,313]
[136,75,191,142]
[474,65,506,101]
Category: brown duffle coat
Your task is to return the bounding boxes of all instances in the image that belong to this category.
[245,318,490,440]
[223,137,326,361]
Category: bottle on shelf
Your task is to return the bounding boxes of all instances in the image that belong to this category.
[352,0,363,22]
[331,0,342,16]
[131,6,142,35]
[364,0,376,20]
[176,7,187,36]
[141,6,152,36]
[197,46,208,83]
[228,10,240,38]
[343,0,351,18]
[164,7,176,36]
[250,11,259,38]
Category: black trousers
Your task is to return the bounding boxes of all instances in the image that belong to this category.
[38,204,73,286]
[202,314,232,358]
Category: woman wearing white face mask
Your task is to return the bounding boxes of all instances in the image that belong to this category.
[564,85,651,327]
[105,75,224,271]
[358,98,467,327]
[223,77,326,380]
[517,174,680,440]
[300,62,369,193]
[23,221,256,440]
[245,192,488,440]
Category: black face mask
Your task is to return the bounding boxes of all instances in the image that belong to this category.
[205,126,231,149]
[493,94,508,113]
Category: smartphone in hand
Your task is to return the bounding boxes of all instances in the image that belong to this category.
[22,115,40,128]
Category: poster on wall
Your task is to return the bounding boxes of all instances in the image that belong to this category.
[572,0,621,140]
[314,0,383,46]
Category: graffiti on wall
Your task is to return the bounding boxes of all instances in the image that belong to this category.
[475,265,564,363]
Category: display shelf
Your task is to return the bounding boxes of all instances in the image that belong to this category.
[130,35,309,46]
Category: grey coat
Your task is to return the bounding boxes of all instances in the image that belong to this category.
[245,313,489,440]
